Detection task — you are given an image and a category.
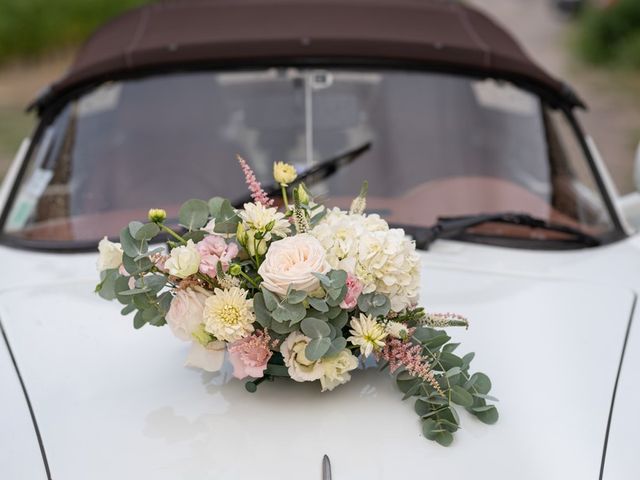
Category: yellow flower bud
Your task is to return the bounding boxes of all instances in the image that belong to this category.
[148,208,167,223]
[273,161,297,186]
[295,184,309,204]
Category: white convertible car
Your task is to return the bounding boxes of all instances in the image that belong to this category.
[1,0,639,478]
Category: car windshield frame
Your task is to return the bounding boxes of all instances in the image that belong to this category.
[0,64,627,252]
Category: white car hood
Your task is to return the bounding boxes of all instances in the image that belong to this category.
[0,255,634,480]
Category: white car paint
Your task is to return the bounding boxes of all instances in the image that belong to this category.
[1,235,639,479]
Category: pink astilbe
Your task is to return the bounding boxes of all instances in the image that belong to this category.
[227,330,273,379]
[237,155,273,207]
[380,337,445,397]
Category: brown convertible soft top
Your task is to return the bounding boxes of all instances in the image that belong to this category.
[35,0,584,110]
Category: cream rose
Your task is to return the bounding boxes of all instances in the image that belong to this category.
[319,349,359,392]
[97,236,123,272]
[165,240,201,278]
[166,287,210,341]
[258,234,330,296]
[281,332,323,382]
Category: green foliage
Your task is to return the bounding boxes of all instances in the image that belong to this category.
[576,0,640,69]
[395,327,499,447]
[357,292,391,317]
[0,0,150,63]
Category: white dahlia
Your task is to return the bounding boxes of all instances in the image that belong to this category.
[203,287,255,342]
[311,208,420,312]
[239,202,290,238]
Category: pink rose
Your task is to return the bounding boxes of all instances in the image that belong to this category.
[227,331,272,379]
[340,273,363,310]
[196,235,239,277]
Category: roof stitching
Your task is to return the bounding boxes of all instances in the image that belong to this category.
[124,7,150,68]
[455,5,491,67]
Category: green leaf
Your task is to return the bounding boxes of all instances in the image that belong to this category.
[253,293,272,328]
[442,342,460,354]
[118,287,151,296]
[144,274,167,294]
[468,372,492,394]
[415,399,436,417]
[451,385,474,407]
[422,418,444,440]
[305,337,331,361]
[308,297,328,312]
[120,304,136,315]
[286,289,307,304]
[402,381,422,400]
[461,352,475,369]
[438,352,463,371]
[182,230,206,243]
[261,288,279,311]
[445,367,462,378]
[132,222,160,241]
[301,318,331,338]
[208,197,240,234]
[97,268,119,300]
[128,221,144,238]
[120,226,147,258]
[328,269,347,287]
[324,337,347,357]
[434,430,454,447]
[133,311,146,329]
[122,253,153,276]
[115,276,134,304]
[179,199,210,231]
[328,309,348,330]
[312,272,332,287]
[473,393,499,402]
[474,405,499,425]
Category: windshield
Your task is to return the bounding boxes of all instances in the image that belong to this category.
[1,68,617,248]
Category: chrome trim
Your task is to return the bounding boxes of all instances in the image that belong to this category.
[322,454,332,480]
[0,138,30,219]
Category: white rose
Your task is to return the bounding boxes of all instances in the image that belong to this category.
[319,349,359,392]
[97,236,123,271]
[165,240,201,278]
[258,234,330,296]
[185,340,226,372]
[281,332,323,382]
[166,287,210,341]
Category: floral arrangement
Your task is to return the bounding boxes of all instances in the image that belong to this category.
[95,157,497,446]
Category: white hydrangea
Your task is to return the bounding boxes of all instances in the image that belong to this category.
[311,208,420,312]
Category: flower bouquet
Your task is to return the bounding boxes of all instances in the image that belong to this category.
[96,157,497,446]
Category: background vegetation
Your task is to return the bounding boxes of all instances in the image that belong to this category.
[0,0,148,64]
[576,0,640,69]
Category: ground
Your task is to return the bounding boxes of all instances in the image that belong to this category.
[1,0,639,193]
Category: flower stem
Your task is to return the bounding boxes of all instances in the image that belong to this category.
[281,184,289,210]
[239,270,260,289]
[159,224,187,244]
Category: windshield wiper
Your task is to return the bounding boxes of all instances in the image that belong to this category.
[411,212,601,250]
[234,141,371,206]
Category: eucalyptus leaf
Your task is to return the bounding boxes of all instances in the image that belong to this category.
[286,289,307,305]
[451,385,474,407]
[474,405,499,425]
[179,199,210,231]
[261,288,279,311]
[324,337,347,357]
[133,311,146,329]
[307,297,328,312]
[468,372,492,394]
[305,337,331,361]
[253,293,272,328]
[97,268,119,300]
[120,226,147,258]
[132,222,160,241]
[301,317,331,338]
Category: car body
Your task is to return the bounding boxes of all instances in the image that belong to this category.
[1,0,640,478]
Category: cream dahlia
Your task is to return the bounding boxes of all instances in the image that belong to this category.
[347,313,388,358]
[203,287,255,342]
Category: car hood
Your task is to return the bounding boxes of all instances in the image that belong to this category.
[0,255,634,480]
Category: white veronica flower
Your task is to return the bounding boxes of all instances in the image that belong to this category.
[165,240,201,278]
[97,237,123,271]
[203,287,255,342]
[347,313,388,358]
[311,208,420,312]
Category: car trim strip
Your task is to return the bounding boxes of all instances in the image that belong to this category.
[599,293,637,480]
[0,319,52,480]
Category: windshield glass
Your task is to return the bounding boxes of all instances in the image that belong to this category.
[1,68,616,247]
